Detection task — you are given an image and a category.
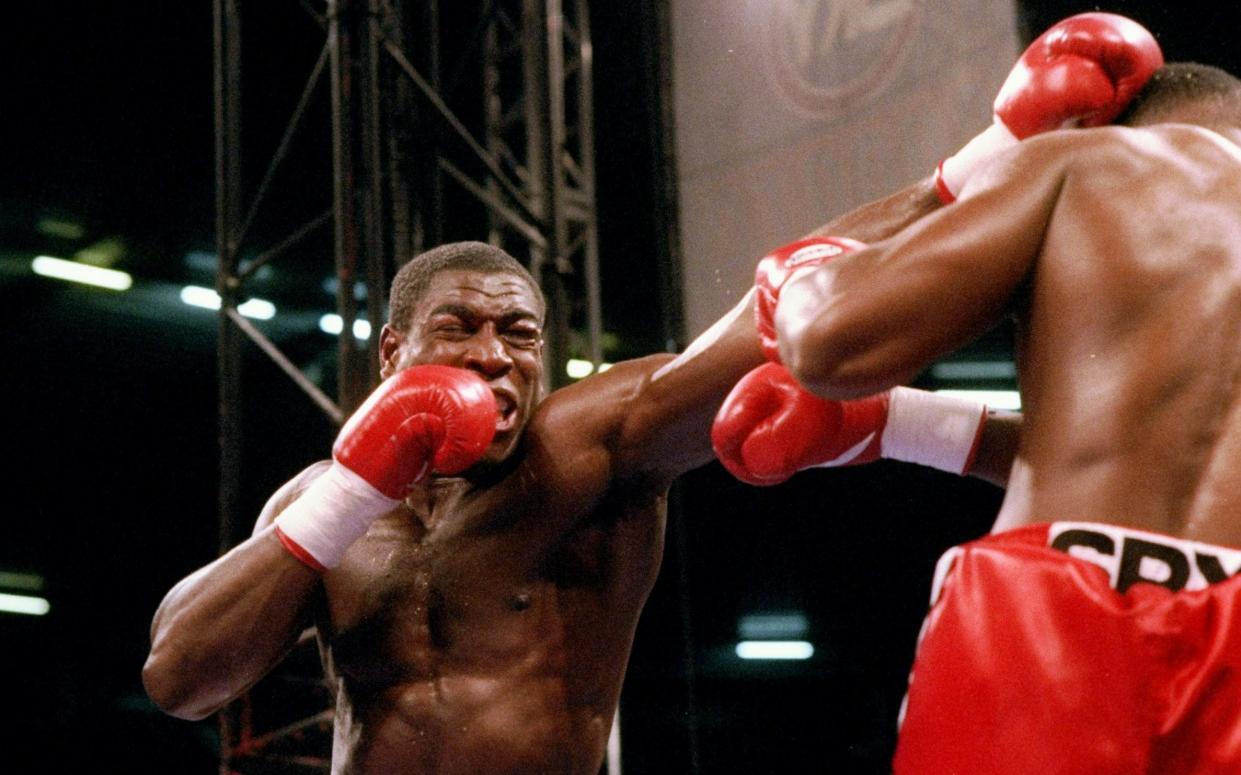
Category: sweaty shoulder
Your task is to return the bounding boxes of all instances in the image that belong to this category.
[521,354,678,485]
[994,124,1240,191]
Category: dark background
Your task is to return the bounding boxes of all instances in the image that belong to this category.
[3,2,1240,773]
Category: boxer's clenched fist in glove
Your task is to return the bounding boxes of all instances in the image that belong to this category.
[711,363,987,486]
[935,12,1162,202]
[275,364,497,571]
[754,236,866,363]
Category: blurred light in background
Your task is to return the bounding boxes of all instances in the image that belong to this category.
[735,640,814,660]
[935,389,1021,410]
[0,593,50,617]
[566,359,613,379]
[930,361,1017,381]
[179,285,276,320]
[0,572,49,617]
[735,611,814,660]
[738,611,809,639]
[36,217,85,240]
[318,313,372,340]
[32,255,132,291]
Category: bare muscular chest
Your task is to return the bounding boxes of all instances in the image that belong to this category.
[318,494,663,688]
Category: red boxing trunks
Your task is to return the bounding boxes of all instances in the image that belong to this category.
[893,522,1241,775]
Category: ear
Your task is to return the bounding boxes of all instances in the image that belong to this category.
[379,324,403,379]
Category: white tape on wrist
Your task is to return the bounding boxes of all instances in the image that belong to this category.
[938,121,1018,200]
[880,387,987,475]
[273,462,399,571]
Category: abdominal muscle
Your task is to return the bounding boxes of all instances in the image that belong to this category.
[330,659,611,775]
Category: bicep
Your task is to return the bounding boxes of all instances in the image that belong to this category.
[778,156,1064,399]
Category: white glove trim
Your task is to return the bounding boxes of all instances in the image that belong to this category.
[880,387,987,475]
[273,462,399,570]
[937,121,1018,201]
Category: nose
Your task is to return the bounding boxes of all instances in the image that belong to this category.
[461,327,512,378]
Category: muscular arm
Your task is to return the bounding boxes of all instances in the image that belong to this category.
[805,177,942,244]
[142,465,327,720]
[591,178,949,485]
[775,136,1073,400]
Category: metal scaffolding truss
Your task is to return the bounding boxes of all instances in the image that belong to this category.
[211,0,599,771]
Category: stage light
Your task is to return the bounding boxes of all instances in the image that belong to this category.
[237,298,276,320]
[179,285,276,320]
[0,593,50,617]
[36,218,85,240]
[935,389,1021,410]
[735,640,814,660]
[32,255,132,291]
[0,571,44,591]
[566,359,594,379]
[566,360,613,379]
[931,361,1017,380]
[318,314,372,339]
[738,612,809,639]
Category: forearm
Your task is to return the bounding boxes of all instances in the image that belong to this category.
[805,177,941,243]
[626,290,767,476]
[143,527,320,720]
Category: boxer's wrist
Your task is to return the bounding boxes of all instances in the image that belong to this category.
[273,462,400,572]
[880,387,987,474]
[936,122,1018,203]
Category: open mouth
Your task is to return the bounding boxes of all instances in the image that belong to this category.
[493,392,518,433]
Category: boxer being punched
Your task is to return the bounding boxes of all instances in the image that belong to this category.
[765,62,1241,774]
[143,241,997,774]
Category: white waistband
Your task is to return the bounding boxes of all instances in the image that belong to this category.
[1048,521,1241,592]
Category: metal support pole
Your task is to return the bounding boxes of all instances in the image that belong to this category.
[213,2,246,770]
[523,0,570,389]
[213,0,244,558]
[329,0,372,413]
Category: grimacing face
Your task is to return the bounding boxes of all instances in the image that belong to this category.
[379,269,545,465]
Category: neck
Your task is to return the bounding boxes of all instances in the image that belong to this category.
[405,476,468,510]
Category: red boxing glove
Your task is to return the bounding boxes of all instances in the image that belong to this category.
[275,365,496,571]
[936,12,1162,202]
[712,362,888,486]
[754,236,866,363]
[712,363,987,487]
[334,364,497,499]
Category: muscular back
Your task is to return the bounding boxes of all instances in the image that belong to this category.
[779,123,1241,546]
[1000,125,1241,543]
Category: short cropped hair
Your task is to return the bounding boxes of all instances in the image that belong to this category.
[1118,62,1241,128]
[388,241,545,331]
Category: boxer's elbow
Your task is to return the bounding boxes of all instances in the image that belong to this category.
[781,317,909,400]
[142,645,225,720]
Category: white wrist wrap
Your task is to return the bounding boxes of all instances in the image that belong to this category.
[273,462,399,570]
[938,121,1018,200]
[880,387,987,475]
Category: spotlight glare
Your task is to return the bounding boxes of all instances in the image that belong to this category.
[935,389,1022,410]
[0,593,50,617]
[237,298,276,320]
[180,286,275,320]
[32,255,132,291]
[566,359,594,379]
[319,314,372,339]
[735,640,815,660]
